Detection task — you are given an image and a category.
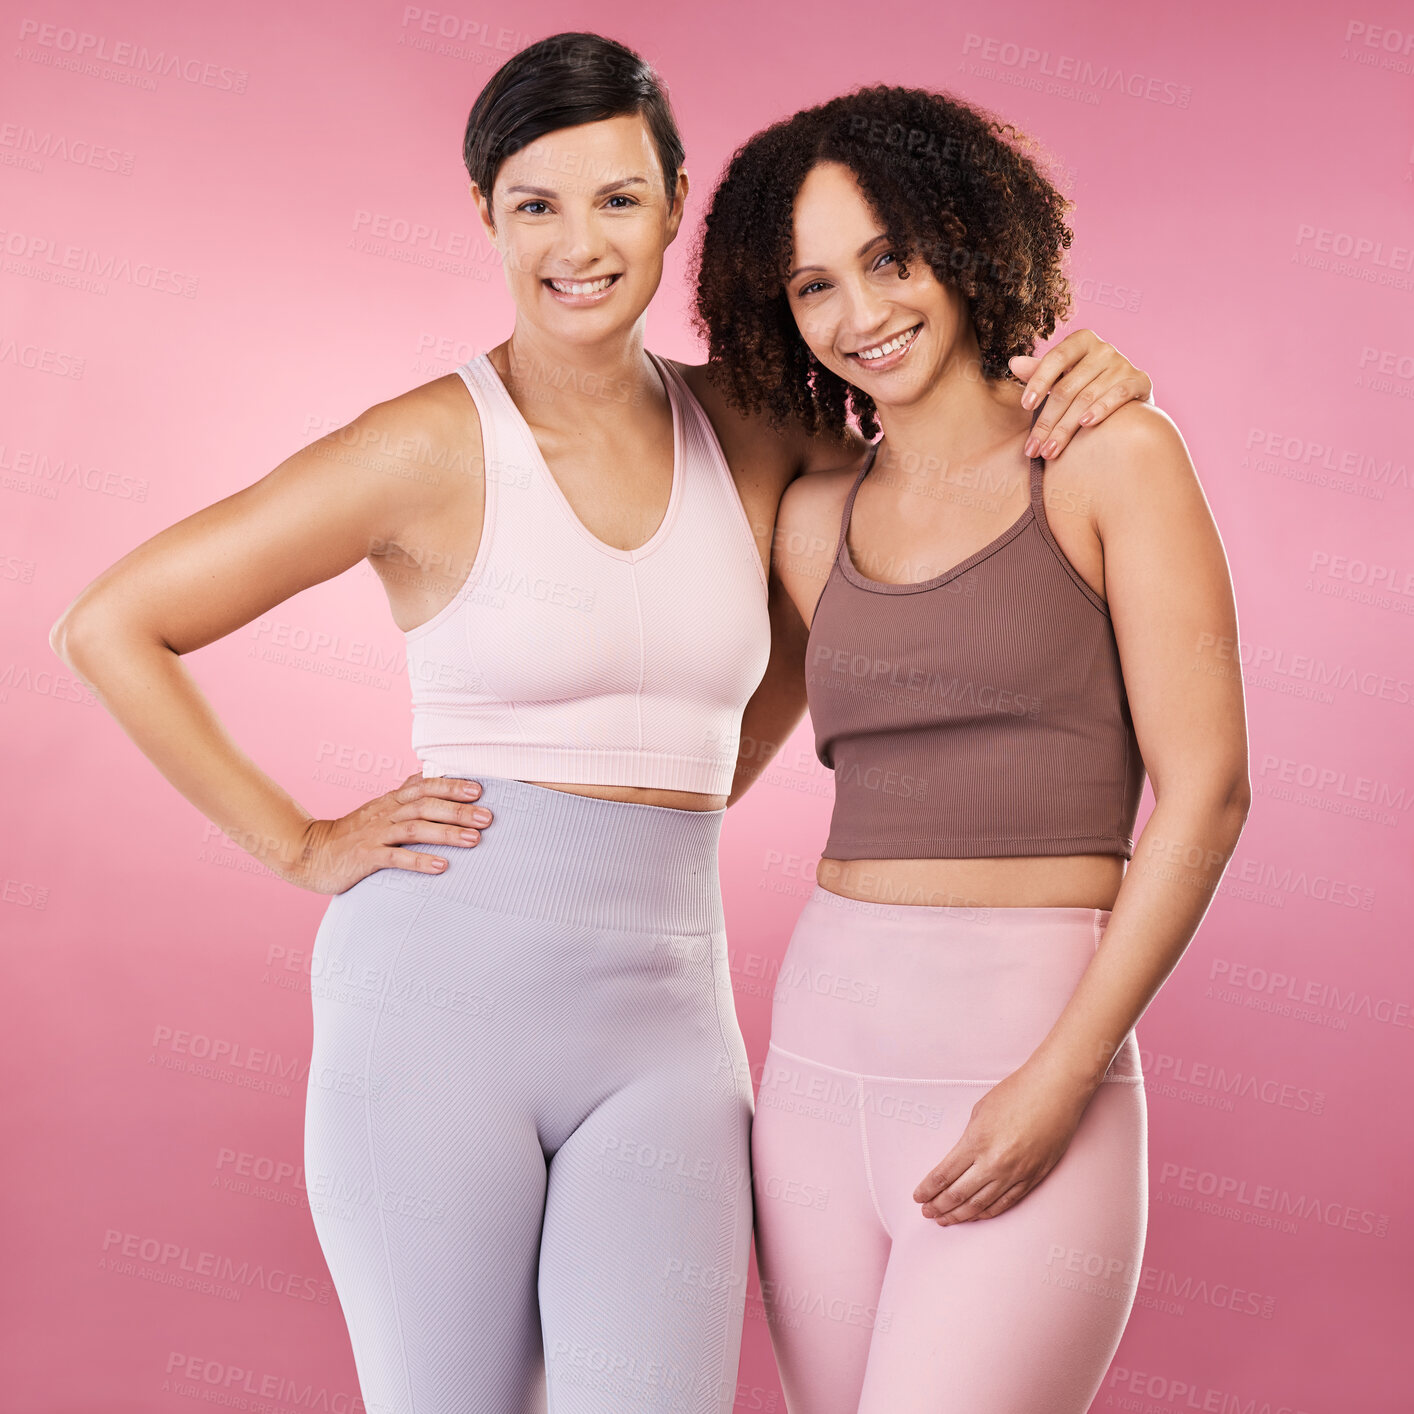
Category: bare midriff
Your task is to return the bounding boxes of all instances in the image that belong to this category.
[816,853,1125,910]
[522,781,728,812]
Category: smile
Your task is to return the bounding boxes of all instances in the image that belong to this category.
[849,323,922,366]
[544,274,621,299]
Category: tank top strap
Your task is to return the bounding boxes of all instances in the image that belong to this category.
[459,351,534,466]
[646,347,683,416]
[645,349,692,489]
[835,440,881,565]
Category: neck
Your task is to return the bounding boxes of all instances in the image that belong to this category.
[868,341,1028,488]
[496,321,660,422]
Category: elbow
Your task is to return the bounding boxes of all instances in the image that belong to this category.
[1226,772,1253,821]
[1208,769,1252,855]
[1150,763,1252,855]
[49,608,81,667]
[50,601,125,674]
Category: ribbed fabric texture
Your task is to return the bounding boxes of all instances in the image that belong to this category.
[365,775,727,935]
[403,352,771,795]
[807,408,1146,861]
[304,775,753,1414]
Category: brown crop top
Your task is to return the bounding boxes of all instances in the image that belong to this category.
[806,402,1146,861]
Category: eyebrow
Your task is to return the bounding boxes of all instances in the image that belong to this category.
[788,232,889,281]
[504,176,652,199]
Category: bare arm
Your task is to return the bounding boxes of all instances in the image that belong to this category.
[914,402,1251,1225]
[1027,403,1251,1087]
[49,388,492,891]
[725,564,812,808]
[722,420,861,806]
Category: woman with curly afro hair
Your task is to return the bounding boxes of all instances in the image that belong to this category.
[695,86,1250,1413]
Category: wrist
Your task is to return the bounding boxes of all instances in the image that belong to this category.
[1027,1039,1112,1098]
[223,809,317,878]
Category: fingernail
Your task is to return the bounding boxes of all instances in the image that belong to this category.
[1079,411,1093,425]
[472,809,492,825]
[1024,438,1038,458]
[459,782,480,797]
[1042,439,1058,458]
[1021,389,1036,409]
[459,829,480,844]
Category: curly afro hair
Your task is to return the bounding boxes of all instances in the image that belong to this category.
[691,85,1074,442]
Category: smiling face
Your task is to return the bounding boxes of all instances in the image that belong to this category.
[471,111,687,350]
[786,160,970,409]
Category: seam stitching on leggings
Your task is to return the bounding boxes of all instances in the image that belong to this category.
[361,888,433,1414]
[766,1040,1140,1086]
[705,928,745,1409]
[855,1083,894,1241]
[380,877,718,941]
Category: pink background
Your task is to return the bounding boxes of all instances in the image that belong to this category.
[4,1,1411,1410]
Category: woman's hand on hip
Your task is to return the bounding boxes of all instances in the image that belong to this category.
[911,1060,1097,1226]
[280,773,492,894]
[1009,329,1154,462]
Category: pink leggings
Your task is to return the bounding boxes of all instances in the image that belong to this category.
[752,886,1148,1414]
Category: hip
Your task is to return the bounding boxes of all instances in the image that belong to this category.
[310,774,734,1027]
[324,773,726,935]
[767,885,1142,1085]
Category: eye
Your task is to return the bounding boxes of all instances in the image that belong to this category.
[874,251,899,271]
[516,200,550,216]
[797,279,828,297]
[605,194,641,208]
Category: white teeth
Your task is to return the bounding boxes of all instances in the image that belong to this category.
[548,275,616,295]
[856,324,920,360]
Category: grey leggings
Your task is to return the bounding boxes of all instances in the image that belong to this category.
[304,775,754,1414]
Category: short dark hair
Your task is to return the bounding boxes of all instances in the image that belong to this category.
[463,32,685,223]
[692,85,1074,442]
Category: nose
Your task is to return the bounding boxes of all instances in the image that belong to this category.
[838,274,892,350]
[551,202,609,272]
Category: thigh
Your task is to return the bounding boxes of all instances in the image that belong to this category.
[751,1045,891,1414]
[306,885,550,1414]
[537,1048,754,1414]
[857,1078,1149,1414]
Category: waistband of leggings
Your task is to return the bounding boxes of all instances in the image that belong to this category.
[380,774,726,935]
[800,884,1111,936]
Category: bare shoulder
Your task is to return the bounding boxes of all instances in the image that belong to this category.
[1046,400,1201,528]
[779,457,859,532]
[342,370,485,546]
[1058,399,1194,483]
[669,358,802,489]
[774,460,863,624]
[358,370,483,474]
[671,355,870,480]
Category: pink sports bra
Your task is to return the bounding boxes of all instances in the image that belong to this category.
[403,350,771,795]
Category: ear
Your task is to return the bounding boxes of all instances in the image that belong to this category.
[470,182,498,247]
[664,167,690,247]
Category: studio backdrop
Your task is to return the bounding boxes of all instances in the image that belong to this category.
[3,1,1410,1411]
